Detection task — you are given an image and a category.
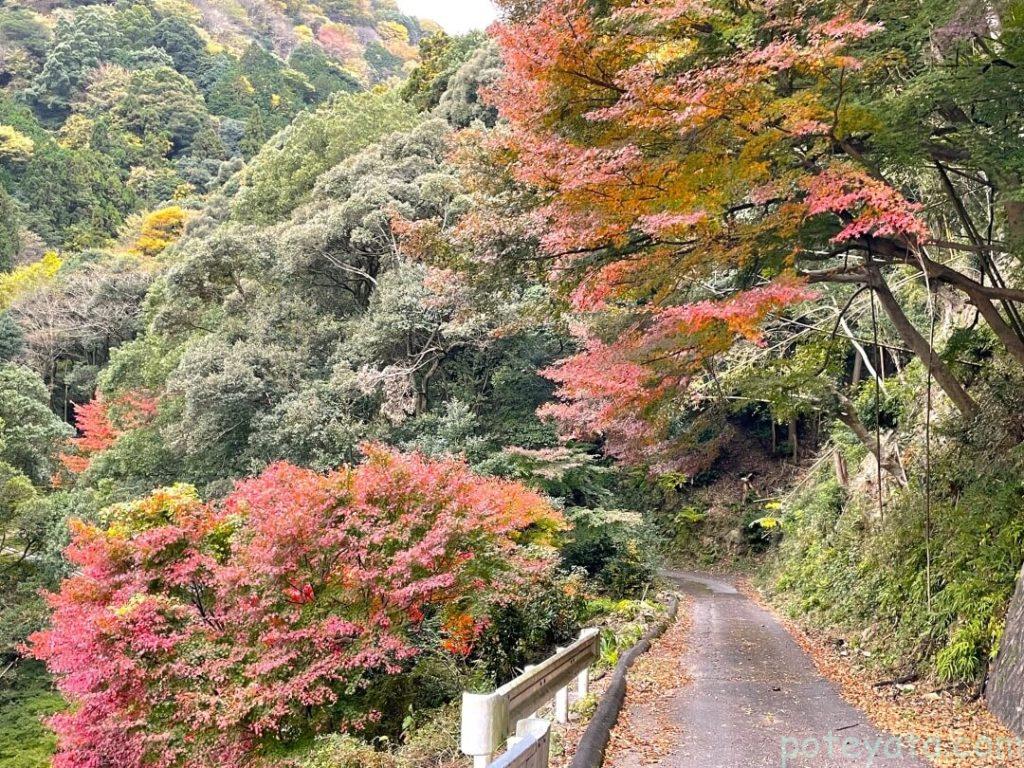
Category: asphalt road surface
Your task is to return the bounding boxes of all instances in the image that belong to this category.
[653,570,929,768]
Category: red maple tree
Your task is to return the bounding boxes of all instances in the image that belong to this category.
[60,392,158,474]
[481,0,1022,462]
[30,446,561,768]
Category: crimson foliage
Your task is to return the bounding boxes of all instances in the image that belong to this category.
[31,445,560,768]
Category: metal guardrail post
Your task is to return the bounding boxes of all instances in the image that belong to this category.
[461,691,509,768]
[461,628,599,768]
[554,647,569,723]
[522,664,539,719]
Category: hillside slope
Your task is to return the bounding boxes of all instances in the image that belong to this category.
[0,0,433,253]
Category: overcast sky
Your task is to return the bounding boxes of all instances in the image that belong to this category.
[396,0,500,34]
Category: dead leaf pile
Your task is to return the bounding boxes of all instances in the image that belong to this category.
[603,598,693,768]
[552,597,694,768]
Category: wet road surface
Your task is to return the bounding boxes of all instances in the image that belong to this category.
[649,570,929,768]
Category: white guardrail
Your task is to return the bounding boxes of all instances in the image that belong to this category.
[461,628,600,768]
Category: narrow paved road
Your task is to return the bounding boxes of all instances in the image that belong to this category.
[651,571,929,768]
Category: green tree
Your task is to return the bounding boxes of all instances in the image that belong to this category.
[152,14,206,77]
[0,313,22,363]
[401,31,484,112]
[200,54,255,119]
[113,3,157,49]
[232,88,418,222]
[30,7,122,114]
[437,42,501,128]
[19,142,134,247]
[287,43,361,102]
[240,105,269,158]
[77,65,211,156]
[115,66,210,154]
[0,188,18,271]
[0,364,70,483]
[162,297,345,483]
[237,43,310,122]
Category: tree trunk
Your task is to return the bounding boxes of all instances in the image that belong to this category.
[934,164,1024,343]
[839,316,883,392]
[833,449,849,488]
[414,356,441,416]
[963,287,1024,366]
[414,388,428,415]
[1006,197,1024,253]
[995,171,1024,256]
[867,266,980,419]
[833,390,908,486]
[854,238,1024,368]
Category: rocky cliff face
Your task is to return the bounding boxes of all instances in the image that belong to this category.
[989,564,1024,733]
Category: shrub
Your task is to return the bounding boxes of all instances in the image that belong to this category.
[475,571,586,684]
[0,662,61,768]
[297,735,397,768]
[393,701,462,768]
[560,508,657,599]
[31,446,562,768]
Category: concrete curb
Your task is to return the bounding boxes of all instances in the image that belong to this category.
[569,593,681,768]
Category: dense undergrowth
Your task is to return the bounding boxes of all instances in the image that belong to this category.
[764,444,1024,686]
[0,662,61,768]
